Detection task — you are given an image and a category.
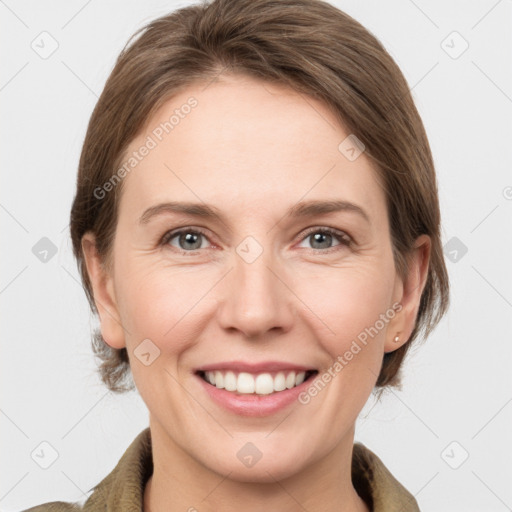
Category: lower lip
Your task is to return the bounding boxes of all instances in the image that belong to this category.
[195,373,316,417]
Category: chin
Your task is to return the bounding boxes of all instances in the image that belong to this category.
[215,458,307,483]
[202,443,311,483]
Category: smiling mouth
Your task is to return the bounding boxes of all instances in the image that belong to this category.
[196,369,318,395]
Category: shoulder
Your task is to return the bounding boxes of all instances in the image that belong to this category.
[22,428,152,512]
[352,442,420,512]
[22,502,82,512]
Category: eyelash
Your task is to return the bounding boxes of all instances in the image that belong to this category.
[160,226,353,255]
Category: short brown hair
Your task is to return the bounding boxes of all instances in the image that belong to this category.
[70,0,449,393]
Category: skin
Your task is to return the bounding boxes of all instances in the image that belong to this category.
[82,73,430,512]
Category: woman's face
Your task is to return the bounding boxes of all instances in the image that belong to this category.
[85,74,427,481]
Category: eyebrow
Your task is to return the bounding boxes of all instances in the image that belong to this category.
[138,199,370,225]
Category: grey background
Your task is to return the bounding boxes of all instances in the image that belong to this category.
[1,1,511,510]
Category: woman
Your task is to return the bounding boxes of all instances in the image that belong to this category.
[26,0,449,510]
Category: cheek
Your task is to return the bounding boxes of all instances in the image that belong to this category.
[115,259,214,352]
[115,262,211,407]
[292,264,395,418]
[293,261,395,352]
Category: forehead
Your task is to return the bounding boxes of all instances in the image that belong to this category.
[119,74,385,222]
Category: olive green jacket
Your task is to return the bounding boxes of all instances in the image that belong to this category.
[24,427,420,511]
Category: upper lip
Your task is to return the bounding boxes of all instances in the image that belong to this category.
[195,361,317,373]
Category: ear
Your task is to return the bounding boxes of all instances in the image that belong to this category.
[81,232,126,349]
[384,234,431,353]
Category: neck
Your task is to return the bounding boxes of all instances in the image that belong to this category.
[143,418,369,512]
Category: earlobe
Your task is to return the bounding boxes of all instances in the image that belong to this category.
[81,232,126,350]
[384,234,431,353]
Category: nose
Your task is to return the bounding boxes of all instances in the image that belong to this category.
[217,246,295,340]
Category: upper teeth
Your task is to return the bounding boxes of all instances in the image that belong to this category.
[203,370,307,395]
